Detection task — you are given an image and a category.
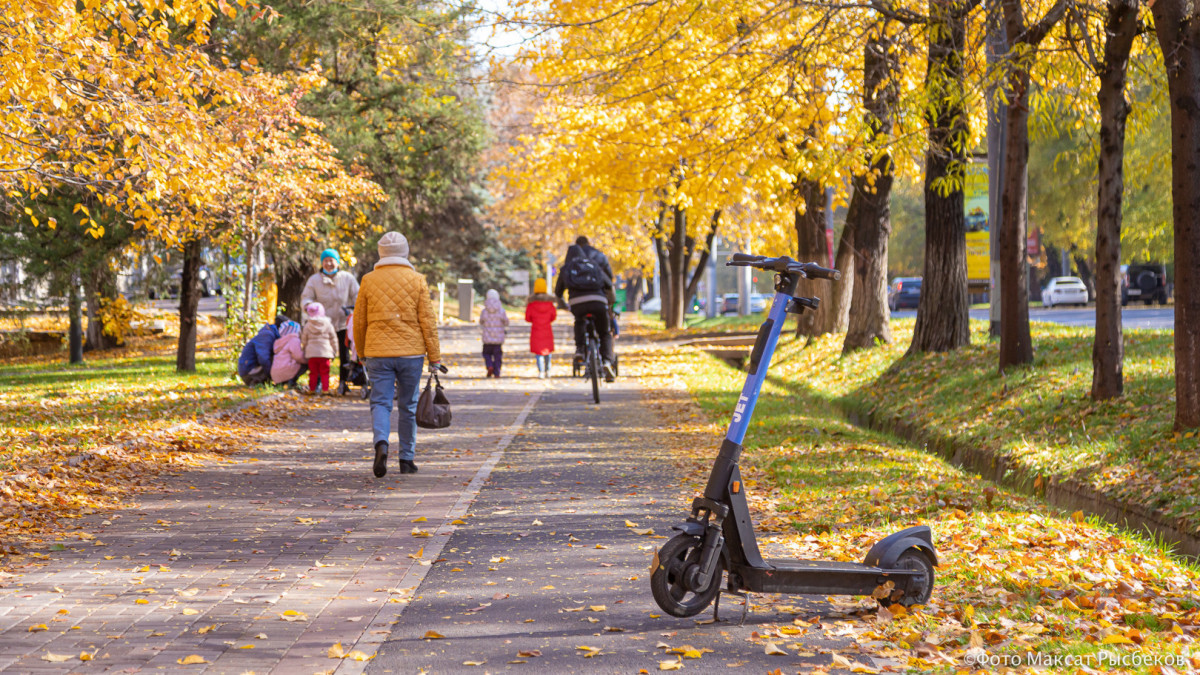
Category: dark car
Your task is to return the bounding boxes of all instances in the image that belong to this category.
[720,294,740,314]
[888,277,922,311]
[1121,264,1169,306]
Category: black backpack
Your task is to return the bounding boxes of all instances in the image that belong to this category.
[563,255,606,291]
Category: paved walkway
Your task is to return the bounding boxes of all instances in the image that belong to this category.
[0,324,864,673]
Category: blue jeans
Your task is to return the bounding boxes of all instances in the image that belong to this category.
[366,356,424,461]
[536,354,550,372]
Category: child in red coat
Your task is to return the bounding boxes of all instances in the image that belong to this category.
[525,279,557,378]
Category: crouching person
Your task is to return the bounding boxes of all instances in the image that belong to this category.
[238,314,287,385]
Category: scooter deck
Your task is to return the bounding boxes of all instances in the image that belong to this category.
[738,557,916,596]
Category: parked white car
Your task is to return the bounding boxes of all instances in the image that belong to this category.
[1042,276,1089,308]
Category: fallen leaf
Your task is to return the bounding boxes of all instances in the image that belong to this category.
[659,660,682,671]
[625,520,638,527]
[463,659,486,666]
[28,624,47,632]
[41,653,73,663]
[517,650,542,657]
[279,610,307,622]
[177,655,208,665]
[423,631,445,640]
[347,650,372,661]
[197,625,216,634]
[412,516,427,523]
[764,642,787,656]
[182,608,199,616]
[589,605,607,612]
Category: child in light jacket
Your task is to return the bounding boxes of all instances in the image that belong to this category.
[525,279,557,378]
[479,289,509,378]
[270,320,306,385]
[301,302,339,393]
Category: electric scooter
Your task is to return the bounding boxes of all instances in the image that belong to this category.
[650,253,937,621]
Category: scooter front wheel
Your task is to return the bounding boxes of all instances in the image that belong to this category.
[650,534,723,617]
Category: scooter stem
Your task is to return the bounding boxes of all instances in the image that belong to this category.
[724,280,794,447]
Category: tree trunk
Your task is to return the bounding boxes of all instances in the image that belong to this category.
[655,235,673,327]
[1091,48,1127,401]
[84,266,120,352]
[176,239,202,373]
[829,222,855,333]
[997,50,1034,369]
[845,23,898,353]
[1150,2,1200,428]
[910,0,970,354]
[794,180,832,337]
[276,256,315,322]
[997,0,1067,371]
[683,210,720,307]
[663,206,688,329]
[625,268,643,313]
[67,271,83,364]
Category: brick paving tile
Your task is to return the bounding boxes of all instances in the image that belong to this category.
[0,326,546,673]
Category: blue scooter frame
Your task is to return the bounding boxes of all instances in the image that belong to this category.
[650,253,938,621]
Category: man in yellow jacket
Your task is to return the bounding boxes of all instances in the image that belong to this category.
[353,232,443,478]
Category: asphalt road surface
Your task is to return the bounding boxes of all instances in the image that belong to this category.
[890,305,1174,330]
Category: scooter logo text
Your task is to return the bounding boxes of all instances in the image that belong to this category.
[733,395,749,423]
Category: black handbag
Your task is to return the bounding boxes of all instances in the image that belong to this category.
[416,372,452,429]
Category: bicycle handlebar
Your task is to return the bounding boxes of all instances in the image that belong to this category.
[726,253,841,281]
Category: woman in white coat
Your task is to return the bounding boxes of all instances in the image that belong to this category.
[301,248,359,388]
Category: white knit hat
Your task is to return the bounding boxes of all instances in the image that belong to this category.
[378,232,409,259]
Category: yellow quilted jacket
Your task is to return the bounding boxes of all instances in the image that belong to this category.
[353,265,441,362]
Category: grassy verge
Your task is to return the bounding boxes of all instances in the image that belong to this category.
[0,351,302,567]
[636,344,1200,673]
[757,319,1198,536]
[622,311,764,339]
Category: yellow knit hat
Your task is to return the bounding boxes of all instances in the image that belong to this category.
[533,278,548,294]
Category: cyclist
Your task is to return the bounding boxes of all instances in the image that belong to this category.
[555,237,616,382]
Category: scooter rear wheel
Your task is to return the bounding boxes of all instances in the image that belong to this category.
[651,534,723,617]
[881,549,935,608]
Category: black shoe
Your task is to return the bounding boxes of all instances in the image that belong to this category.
[602,360,615,383]
[373,441,388,478]
[399,459,418,474]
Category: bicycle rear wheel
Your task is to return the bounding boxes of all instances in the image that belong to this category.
[588,340,601,404]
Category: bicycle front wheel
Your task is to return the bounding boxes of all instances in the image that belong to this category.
[588,341,601,404]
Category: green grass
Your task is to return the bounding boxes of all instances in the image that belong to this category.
[749,318,1200,534]
[645,344,1200,671]
[0,351,274,462]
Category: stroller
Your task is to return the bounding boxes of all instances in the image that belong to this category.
[338,307,371,399]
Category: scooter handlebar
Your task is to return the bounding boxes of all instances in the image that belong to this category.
[726,254,842,281]
[793,262,841,281]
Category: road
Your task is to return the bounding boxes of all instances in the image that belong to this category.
[891,305,1174,330]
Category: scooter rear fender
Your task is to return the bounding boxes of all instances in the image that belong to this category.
[862,526,938,569]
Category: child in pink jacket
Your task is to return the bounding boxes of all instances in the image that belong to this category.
[270,321,305,385]
[301,303,339,393]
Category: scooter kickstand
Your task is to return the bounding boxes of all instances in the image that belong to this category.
[737,591,751,626]
[713,590,751,626]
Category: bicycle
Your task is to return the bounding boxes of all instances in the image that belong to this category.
[570,314,601,403]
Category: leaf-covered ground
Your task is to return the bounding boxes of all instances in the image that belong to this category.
[755,319,1199,536]
[0,349,302,568]
[638,344,1200,673]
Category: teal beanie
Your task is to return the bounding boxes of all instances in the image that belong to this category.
[320,248,340,263]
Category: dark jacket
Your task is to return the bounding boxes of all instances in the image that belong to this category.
[238,323,280,379]
[555,244,615,305]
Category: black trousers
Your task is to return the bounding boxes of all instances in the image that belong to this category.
[571,301,614,362]
[336,329,350,382]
